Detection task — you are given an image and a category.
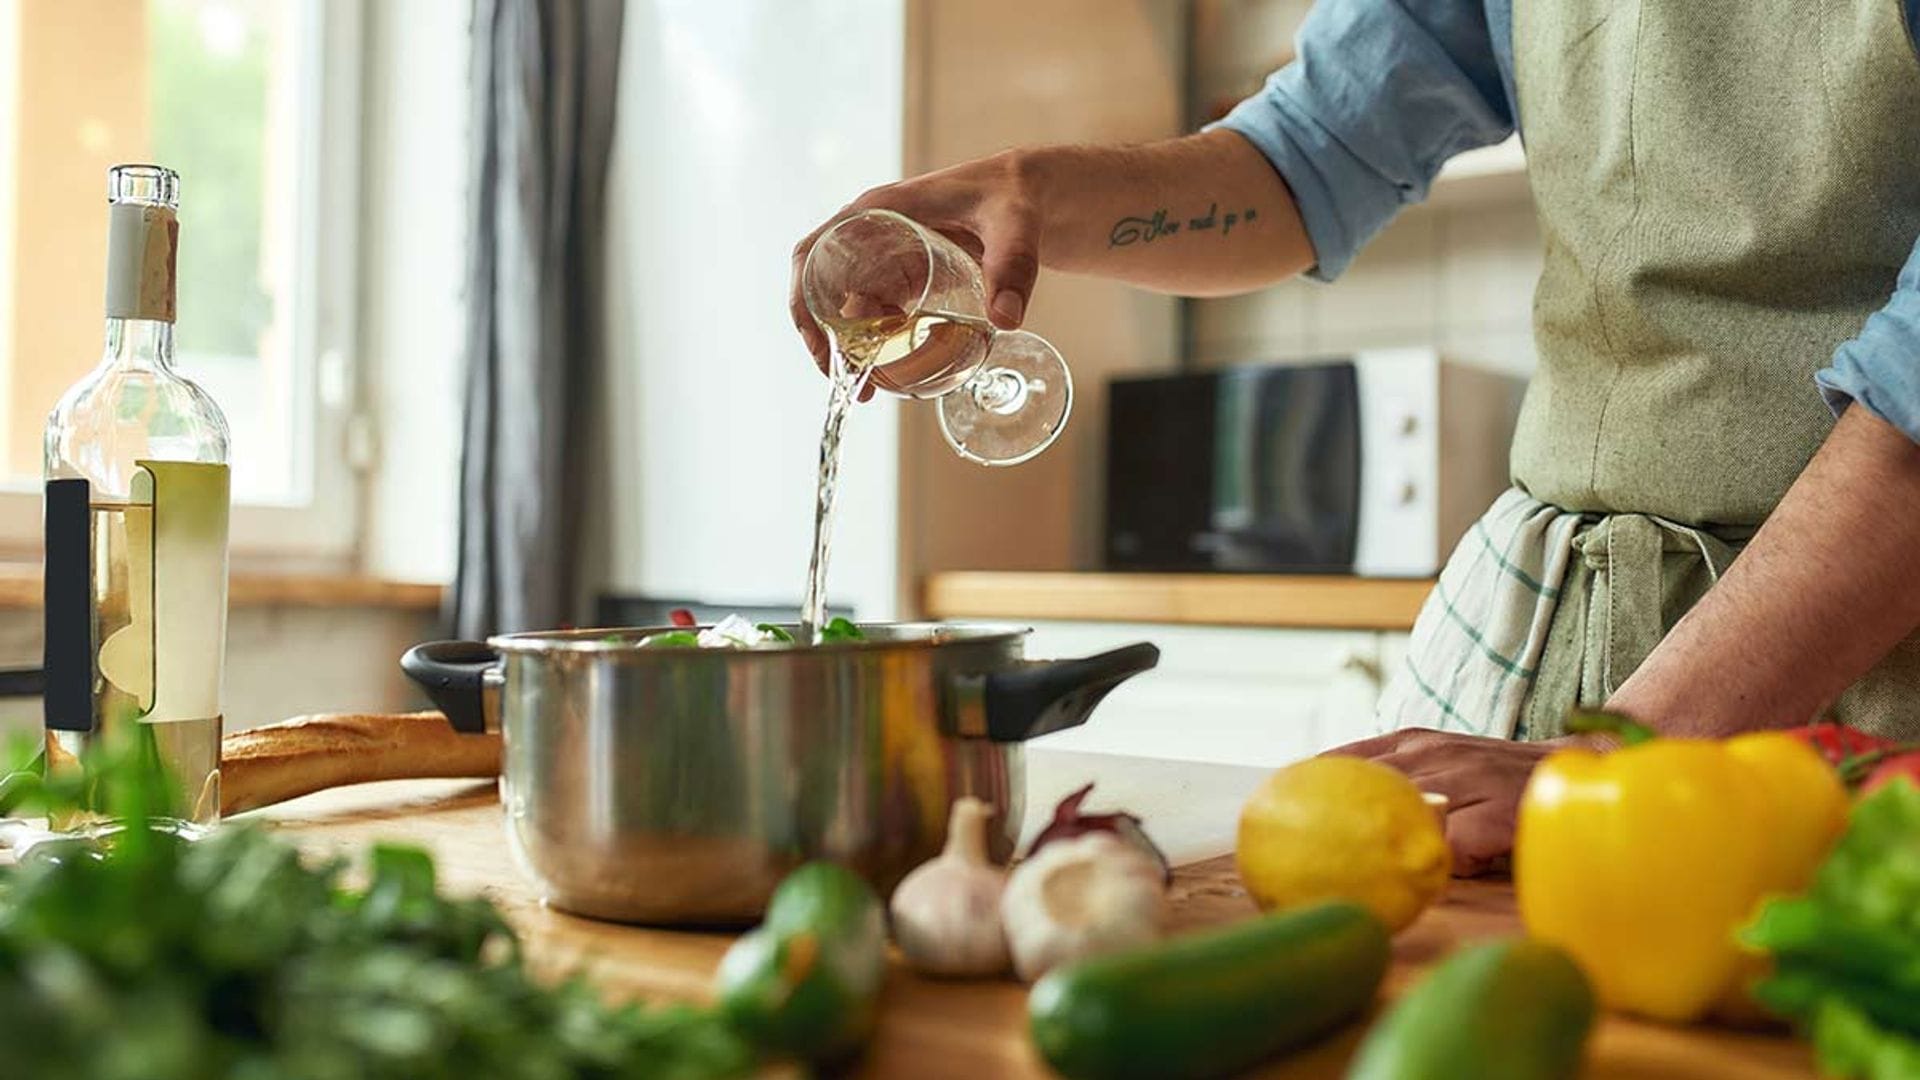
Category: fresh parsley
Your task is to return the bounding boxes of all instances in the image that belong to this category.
[0,735,754,1079]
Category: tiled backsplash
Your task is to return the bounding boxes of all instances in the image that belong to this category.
[1187,198,1545,378]
[1188,0,1544,379]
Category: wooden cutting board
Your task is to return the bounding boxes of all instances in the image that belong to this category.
[257,779,1817,1079]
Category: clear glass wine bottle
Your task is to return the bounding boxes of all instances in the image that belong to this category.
[42,164,232,833]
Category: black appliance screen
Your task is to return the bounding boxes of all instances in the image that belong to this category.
[1105,363,1361,572]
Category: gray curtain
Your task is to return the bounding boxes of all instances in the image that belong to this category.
[452,0,625,638]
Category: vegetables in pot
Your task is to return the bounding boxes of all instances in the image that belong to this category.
[889,797,1010,977]
[637,614,866,649]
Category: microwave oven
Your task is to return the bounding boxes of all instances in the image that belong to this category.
[1104,350,1520,578]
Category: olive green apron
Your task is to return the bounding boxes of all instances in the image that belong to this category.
[1385,0,1920,739]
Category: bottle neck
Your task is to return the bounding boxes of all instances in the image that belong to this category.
[102,317,175,373]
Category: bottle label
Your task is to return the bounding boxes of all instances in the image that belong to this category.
[104,203,179,322]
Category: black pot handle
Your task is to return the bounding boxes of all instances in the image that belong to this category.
[400,640,500,735]
[0,667,44,699]
[948,642,1160,743]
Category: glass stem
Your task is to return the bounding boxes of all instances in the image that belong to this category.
[970,366,1030,416]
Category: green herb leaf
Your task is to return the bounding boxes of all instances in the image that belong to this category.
[1809,997,1920,1080]
[754,624,796,644]
[818,618,866,643]
[1745,779,1920,1066]
[638,630,701,649]
[0,726,756,1078]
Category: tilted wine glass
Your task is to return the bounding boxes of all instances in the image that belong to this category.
[801,209,1072,466]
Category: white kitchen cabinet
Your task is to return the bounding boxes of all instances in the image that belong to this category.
[1022,620,1400,767]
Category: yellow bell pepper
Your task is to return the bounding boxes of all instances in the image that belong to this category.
[1515,726,1847,1023]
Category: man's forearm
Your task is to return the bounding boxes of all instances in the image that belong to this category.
[1607,406,1920,735]
[1022,130,1316,296]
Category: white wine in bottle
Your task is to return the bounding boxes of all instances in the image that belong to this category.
[42,164,232,834]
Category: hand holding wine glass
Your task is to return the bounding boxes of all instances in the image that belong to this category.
[799,209,1072,467]
[788,150,1043,380]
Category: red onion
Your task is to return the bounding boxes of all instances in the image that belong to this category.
[1022,783,1171,883]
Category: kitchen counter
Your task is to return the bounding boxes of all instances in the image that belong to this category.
[256,755,1813,1079]
[922,571,1432,631]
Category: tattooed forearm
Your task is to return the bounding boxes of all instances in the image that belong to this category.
[1108,202,1259,247]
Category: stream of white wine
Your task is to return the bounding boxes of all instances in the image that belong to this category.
[798,311,992,641]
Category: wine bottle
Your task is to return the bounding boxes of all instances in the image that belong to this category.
[41,164,232,832]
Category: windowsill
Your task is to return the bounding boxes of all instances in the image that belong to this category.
[0,564,444,611]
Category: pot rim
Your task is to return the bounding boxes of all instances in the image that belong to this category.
[486,620,1034,656]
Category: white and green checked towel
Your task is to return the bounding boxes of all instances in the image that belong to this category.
[1375,488,1748,740]
[1374,489,1586,739]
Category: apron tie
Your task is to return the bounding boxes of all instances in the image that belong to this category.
[1575,514,1739,700]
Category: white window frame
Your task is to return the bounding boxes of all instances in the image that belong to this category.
[0,0,365,566]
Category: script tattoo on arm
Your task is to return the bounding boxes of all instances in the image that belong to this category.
[1108,202,1260,248]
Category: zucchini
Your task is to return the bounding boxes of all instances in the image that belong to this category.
[715,861,886,1064]
[1029,901,1390,1080]
[1345,938,1594,1080]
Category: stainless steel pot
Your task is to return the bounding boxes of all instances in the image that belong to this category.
[401,624,1157,924]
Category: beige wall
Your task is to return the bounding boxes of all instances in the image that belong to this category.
[1189,199,1544,378]
[897,0,1188,595]
[1186,0,1543,378]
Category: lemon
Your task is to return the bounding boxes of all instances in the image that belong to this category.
[1236,756,1450,932]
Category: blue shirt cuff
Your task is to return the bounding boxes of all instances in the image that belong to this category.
[1206,96,1389,283]
[1815,239,1920,445]
[1200,0,1512,283]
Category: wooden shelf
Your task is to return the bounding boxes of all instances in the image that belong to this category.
[0,565,444,611]
[923,571,1432,631]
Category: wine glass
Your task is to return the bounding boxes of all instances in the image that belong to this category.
[801,209,1073,466]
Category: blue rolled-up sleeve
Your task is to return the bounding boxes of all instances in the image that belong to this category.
[1815,236,1920,445]
[1205,0,1514,280]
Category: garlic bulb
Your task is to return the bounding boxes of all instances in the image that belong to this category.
[1001,831,1169,983]
[889,797,1011,977]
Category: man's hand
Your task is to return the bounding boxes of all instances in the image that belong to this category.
[789,150,1043,379]
[1324,729,1605,877]
[789,131,1315,380]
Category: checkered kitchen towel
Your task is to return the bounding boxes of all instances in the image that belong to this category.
[1373,488,1588,739]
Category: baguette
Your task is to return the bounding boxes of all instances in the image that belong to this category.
[220,711,501,815]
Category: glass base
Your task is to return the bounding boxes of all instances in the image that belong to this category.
[937,330,1073,466]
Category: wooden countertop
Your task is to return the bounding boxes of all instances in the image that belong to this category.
[923,571,1433,631]
[259,780,1812,1079]
[0,564,442,610]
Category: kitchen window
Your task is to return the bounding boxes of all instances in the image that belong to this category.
[0,0,363,561]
